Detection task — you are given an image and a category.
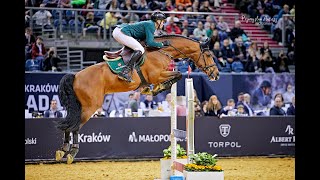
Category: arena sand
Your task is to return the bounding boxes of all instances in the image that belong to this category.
[25,157,294,180]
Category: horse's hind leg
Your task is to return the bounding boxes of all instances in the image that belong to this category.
[66,130,80,164]
[55,131,71,161]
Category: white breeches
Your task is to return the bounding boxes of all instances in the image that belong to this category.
[112,27,145,53]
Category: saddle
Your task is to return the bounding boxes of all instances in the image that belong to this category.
[103,47,145,73]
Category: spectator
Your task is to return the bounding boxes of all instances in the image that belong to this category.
[98,0,110,10]
[25,27,36,60]
[92,107,106,117]
[71,0,86,8]
[221,39,234,72]
[274,50,290,73]
[181,20,193,36]
[136,0,149,12]
[128,91,140,113]
[243,93,255,116]
[58,0,72,8]
[32,4,53,28]
[213,0,222,9]
[43,0,59,7]
[177,96,187,116]
[166,17,182,35]
[199,0,214,18]
[269,96,286,116]
[83,12,101,38]
[247,41,261,59]
[276,4,290,20]
[270,93,284,108]
[43,47,62,71]
[206,23,217,39]
[201,100,209,116]
[193,21,208,42]
[99,12,118,30]
[165,13,180,27]
[31,37,47,70]
[106,0,122,18]
[252,80,272,110]
[81,0,94,17]
[212,41,227,71]
[44,100,63,118]
[286,96,295,115]
[287,38,295,65]
[235,105,248,116]
[220,98,237,117]
[123,12,140,24]
[216,16,230,41]
[119,0,134,17]
[245,50,262,73]
[273,16,295,44]
[176,0,192,8]
[282,84,295,104]
[230,20,248,42]
[204,16,217,30]
[236,92,244,106]
[208,29,220,50]
[140,94,157,112]
[193,89,202,117]
[260,42,275,73]
[204,95,222,117]
[233,37,247,61]
[162,93,172,113]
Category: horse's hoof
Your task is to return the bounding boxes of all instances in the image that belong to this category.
[141,87,152,95]
[66,154,74,164]
[55,150,65,161]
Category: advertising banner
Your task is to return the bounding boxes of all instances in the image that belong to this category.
[25,116,295,161]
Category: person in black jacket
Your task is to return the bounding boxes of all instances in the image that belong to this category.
[286,96,295,115]
[269,97,286,116]
[204,95,222,117]
[44,100,63,118]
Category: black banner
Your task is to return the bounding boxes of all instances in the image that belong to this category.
[25,116,295,161]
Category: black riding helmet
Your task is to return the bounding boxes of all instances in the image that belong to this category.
[151,11,166,22]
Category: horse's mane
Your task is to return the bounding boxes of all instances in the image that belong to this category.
[154,34,199,43]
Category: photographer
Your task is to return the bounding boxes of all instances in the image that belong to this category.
[43,47,61,71]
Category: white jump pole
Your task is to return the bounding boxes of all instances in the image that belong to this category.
[185,78,195,164]
[170,78,195,177]
[170,82,177,176]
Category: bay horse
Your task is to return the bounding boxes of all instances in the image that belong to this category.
[55,34,220,164]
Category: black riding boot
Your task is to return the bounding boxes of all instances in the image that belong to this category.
[118,50,142,82]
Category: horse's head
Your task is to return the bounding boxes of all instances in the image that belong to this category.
[196,38,220,81]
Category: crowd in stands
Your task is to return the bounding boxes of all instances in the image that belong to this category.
[25,0,295,73]
[86,80,294,118]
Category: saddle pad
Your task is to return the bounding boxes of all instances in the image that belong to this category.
[104,56,125,74]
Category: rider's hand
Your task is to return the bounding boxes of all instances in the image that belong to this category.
[162,40,170,47]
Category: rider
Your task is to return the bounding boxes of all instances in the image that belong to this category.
[112,11,170,82]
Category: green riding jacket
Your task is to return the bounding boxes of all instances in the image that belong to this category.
[119,20,164,48]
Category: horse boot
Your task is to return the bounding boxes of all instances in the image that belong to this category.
[55,131,71,161]
[118,50,142,82]
[66,131,79,164]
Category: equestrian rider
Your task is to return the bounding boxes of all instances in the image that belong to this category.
[112,11,170,82]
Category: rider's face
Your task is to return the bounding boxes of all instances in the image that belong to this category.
[156,20,165,29]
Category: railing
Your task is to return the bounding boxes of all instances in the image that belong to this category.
[25,7,240,44]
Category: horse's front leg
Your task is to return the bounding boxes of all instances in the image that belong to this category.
[151,71,182,96]
[55,131,71,161]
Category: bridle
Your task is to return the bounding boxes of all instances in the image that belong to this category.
[158,41,217,77]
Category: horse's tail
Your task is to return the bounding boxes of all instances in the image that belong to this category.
[56,73,82,132]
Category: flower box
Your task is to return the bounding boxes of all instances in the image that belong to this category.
[183,170,224,180]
